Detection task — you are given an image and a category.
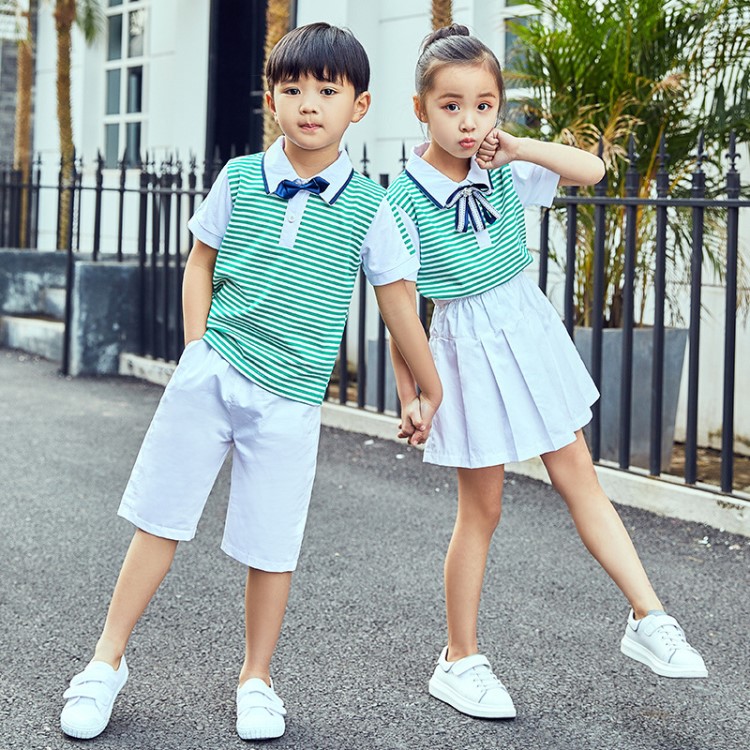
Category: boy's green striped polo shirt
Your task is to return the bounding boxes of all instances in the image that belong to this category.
[188,139,418,406]
[387,147,551,301]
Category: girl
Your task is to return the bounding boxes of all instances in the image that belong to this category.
[387,25,706,720]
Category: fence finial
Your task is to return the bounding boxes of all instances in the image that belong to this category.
[624,135,639,197]
[725,131,740,200]
[656,133,669,197]
[695,129,705,172]
[726,131,739,173]
[627,134,637,165]
[595,136,607,195]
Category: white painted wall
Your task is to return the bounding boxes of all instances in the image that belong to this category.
[32,0,211,251]
[26,0,750,458]
[297,0,506,180]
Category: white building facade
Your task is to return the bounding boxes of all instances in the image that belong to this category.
[27,0,750,462]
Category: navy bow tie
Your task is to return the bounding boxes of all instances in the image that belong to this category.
[445,183,501,233]
[273,176,330,200]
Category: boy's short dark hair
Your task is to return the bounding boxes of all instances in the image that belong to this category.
[266,22,370,96]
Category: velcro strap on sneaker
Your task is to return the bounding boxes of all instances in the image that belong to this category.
[237,686,287,716]
[451,654,491,676]
[63,683,110,702]
[70,663,117,686]
[641,615,680,637]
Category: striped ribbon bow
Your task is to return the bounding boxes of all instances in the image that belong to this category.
[444,183,501,233]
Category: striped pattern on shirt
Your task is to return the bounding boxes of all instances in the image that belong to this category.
[203,153,386,405]
[387,164,531,300]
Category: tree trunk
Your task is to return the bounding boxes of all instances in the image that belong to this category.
[14,0,38,248]
[262,0,290,150]
[432,0,452,30]
[54,0,76,250]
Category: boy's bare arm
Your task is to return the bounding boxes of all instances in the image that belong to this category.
[375,279,442,409]
[389,281,420,400]
[388,282,427,441]
[476,129,605,187]
[182,239,218,344]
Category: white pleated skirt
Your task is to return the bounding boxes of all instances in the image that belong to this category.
[423,272,600,469]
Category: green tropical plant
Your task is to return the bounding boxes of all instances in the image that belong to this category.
[54,0,103,249]
[505,0,750,326]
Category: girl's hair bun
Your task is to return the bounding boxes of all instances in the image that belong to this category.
[421,24,471,54]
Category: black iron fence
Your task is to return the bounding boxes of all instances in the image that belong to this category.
[0,137,748,497]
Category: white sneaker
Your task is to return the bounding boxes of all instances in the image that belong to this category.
[236,678,286,740]
[428,647,516,719]
[60,656,129,739]
[620,610,708,678]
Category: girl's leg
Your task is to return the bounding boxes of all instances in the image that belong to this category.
[540,431,661,617]
[93,528,179,668]
[238,568,293,686]
[445,465,504,660]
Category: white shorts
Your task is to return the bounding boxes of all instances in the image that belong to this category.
[118,339,321,571]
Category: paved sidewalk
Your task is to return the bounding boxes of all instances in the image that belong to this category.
[1,349,747,750]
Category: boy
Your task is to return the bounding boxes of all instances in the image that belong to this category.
[60,23,441,742]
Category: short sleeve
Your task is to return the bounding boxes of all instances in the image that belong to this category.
[394,206,420,282]
[187,164,232,249]
[509,161,560,208]
[360,198,420,286]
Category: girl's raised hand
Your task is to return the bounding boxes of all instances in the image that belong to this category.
[476,128,520,170]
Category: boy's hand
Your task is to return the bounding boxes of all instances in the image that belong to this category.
[398,397,423,442]
[397,394,437,446]
[476,129,520,170]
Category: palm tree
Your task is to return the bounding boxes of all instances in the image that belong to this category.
[506,0,750,325]
[54,0,102,249]
[432,0,452,29]
[13,0,38,248]
[262,0,290,149]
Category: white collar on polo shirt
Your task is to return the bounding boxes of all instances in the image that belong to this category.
[404,142,495,208]
[261,136,355,205]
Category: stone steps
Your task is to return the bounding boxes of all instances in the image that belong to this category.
[0,315,64,362]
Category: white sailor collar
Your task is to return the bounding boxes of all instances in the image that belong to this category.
[261,136,354,205]
[404,142,495,208]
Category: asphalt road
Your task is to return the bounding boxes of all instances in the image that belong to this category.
[1,349,748,750]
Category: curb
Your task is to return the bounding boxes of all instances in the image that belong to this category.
[120,352,750,538]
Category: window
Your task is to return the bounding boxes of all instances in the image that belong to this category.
[104,0,147,168]
[499,2,539,92]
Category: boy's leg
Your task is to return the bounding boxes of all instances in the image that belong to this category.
[429,465,515,719]
[222,376,320,739]
[61,341,234,739]
[540,431,661,615]
[94,529,179,668]
[234,568,291,740]
[542,430,707,678]
[60,530,178,739]
[239,568,292,686]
